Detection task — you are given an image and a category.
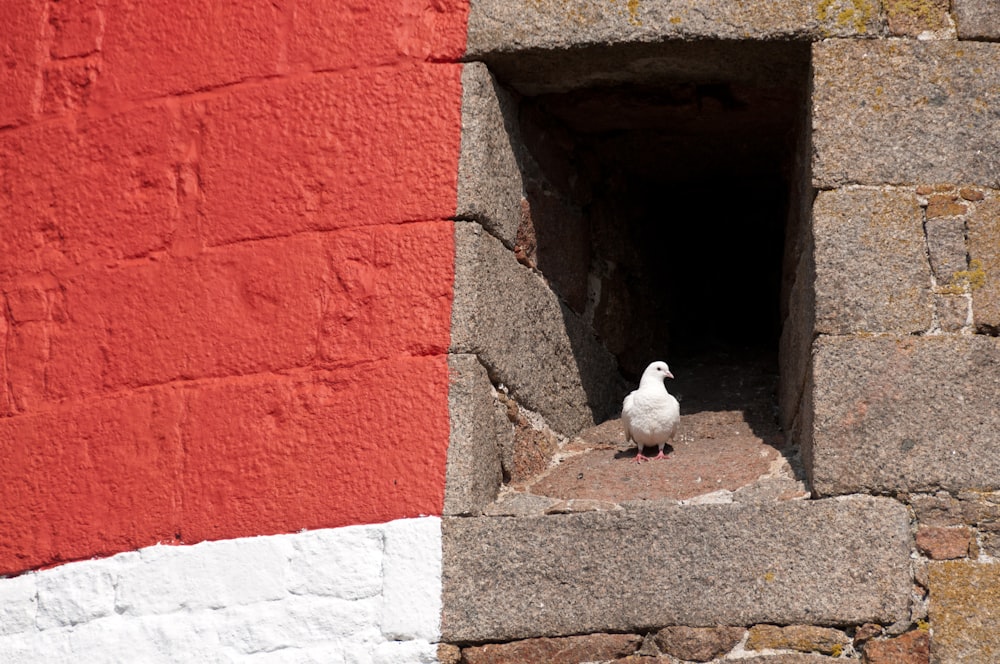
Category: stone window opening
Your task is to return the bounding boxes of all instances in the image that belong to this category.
[453,40,817,509]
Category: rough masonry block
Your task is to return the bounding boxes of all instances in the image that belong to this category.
[197,66,462,246]
[35,556,126,630]
[116,538,289,616]
[180,357,450,544]
[968,192,1000,328]
[47,0,102,59]
[441,497,911,642]
[0,105,176,278]
[0,389,184,575]
[451,222,624,435]
[316,222,455,366]
[0,574,36,637]
[289,0,467,70]
[467,0,881,58]
[215,595,381,656]
[812,188,932,335]
[285,526,384,600]
[929,561,1000,663]
[813,39,1000,187]
[380,517,442,642]
[808,335,1000,496]
[34,234,327,403]
[883,0,950,36]
[925,217,969,286]
[953,0,1000,39]
[7,223,452,407]
[444,354,505,516]
[0,0,43,127]
[778,245,815,437]
[97,1,282,101]
[456,62,524,247]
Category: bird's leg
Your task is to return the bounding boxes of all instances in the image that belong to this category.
[632,446,650,463]
[652,448,669,460]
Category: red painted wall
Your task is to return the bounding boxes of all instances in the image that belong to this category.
[0,0,467,575]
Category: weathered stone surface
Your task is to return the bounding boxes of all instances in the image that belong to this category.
[484,491,560,517]
[935,295,970,333]
[925,217,968,286]
[953,0,1000,39]
[959,490,1000,527]
[479,39,810,101]
[813,40,1000,187]
[746,624,850,655]
[495,392,560,484]
[862,630,930,664]
[441,497,911,642]
[460,633,642,664]
[884,0,950,36]
[812,188,932,335]
[967,192,1000,329]
[451,222,625,435]
[925,196,968,220]
[654,626,744,662]
[930,561,1000,663]
[779,236,815,437]
[854,623,884,646]
[915,526,972,560]
[444,354,505,516]
[457,63,524,247]
[467,0,881,59]
[735,657,841,664]
[807,335,1000,495]
[438,643,462,664]
[910,492,964,527]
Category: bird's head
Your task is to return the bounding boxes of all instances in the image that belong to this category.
[641,361,674,385]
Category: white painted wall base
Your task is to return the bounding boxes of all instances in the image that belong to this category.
[0,517,442,663]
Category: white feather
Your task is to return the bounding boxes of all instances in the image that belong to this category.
[622,361,680,459]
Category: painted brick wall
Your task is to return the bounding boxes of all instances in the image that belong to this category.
[1,0,466,572]
[0,517,442,663]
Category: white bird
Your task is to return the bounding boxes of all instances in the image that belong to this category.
[622,361,680,463]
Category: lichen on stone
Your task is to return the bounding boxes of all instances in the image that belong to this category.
[950,259,987,293]
[818,0,876,34]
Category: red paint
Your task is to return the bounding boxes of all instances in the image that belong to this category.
[0,0,466,574]
[48,0,103,60]
[96,2,284,102]
[0,389,185,575]
[181,356,451,544]
[289,0,468,71]
[198,64,463,246]
[4,222,452,410]
[0,354,451,575]
[0,106,178,279]
[0,221,454,574]
[0,0,42,127]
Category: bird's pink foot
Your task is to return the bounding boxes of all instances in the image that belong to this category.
[653,450,669,460]
[632,452,650,463]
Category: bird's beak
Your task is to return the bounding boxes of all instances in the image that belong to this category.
[666,371,674,379]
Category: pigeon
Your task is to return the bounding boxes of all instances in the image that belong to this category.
[622,361,680,463]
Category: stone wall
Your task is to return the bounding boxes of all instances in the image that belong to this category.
[444,1,1000,662]
[5,0,1000,661]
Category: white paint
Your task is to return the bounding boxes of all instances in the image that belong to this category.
[0,573,36,636]
[380,517,443,641]
[0,517,442,663]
